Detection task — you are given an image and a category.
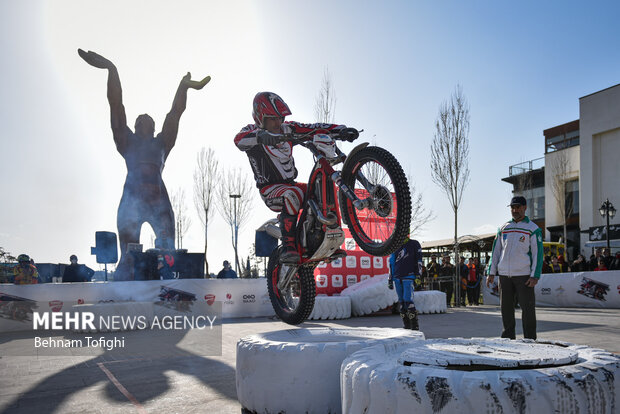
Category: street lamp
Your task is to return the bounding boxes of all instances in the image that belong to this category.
[230,194,241,275]
[598,199,616,251]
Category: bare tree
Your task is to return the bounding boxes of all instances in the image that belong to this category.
[430,85,470,307]
[549,150,574,246]
[430,85,471,244]
[171,187,191,249]
[314,66,336,123]
[407,174,435,236]
[217,168,254,275]
[193,147,219,275]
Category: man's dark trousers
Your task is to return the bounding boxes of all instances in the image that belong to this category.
[499,275,537,340]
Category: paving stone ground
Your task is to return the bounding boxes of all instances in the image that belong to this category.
[1,305,618,414]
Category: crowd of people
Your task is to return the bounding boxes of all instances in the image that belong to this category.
[542,247,620,273]
[1,254,94,284]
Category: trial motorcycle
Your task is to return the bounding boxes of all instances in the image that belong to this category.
[259,130,411,325]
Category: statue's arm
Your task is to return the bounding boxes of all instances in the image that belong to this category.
[78,49,130,154]
[160,73,210,158]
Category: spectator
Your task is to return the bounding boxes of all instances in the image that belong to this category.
[157,253,175,280]
[217,260,238,279]
[569,254,588,272]
[548,256,565,273]
[427,255,441,290]
[541,255,551,274]
[589,248,602,271]
[458,257,468,306]
[602,248,613,269]
[610,253,620,271]
[440,255,455,307]
[466,258,481,305]
[13,254,39,285]
[62,255,95,282]
[487,196,543,340]
[594,257,608,271]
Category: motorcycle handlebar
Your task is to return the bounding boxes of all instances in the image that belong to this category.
[275,128,363,144]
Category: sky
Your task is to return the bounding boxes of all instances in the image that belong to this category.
[2,0,620,272]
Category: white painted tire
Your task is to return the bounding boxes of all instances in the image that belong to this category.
[413,290,447,314]
[340,274,398,316]
[72,302,154,332]
[341,337,620,414]
[308,295,352,320]
[236,327,425,414]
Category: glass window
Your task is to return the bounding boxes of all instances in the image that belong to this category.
[565,179,579,215]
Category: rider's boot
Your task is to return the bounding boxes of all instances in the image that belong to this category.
[279,212,300,264]
[407,303,419,330]
[399,302,411,329]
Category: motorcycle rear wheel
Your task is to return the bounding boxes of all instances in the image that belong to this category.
[267,250,316,325]
[339,146,411,256]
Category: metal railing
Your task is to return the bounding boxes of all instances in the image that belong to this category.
[508,157,544,176]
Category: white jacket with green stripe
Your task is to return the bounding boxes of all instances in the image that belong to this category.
[488,216,544,279]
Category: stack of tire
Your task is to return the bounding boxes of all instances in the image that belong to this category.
[341,337,620,413]
[236,327,425,413]
[413,290,447,314]
[307,294,352,320]
[341,274,397,316]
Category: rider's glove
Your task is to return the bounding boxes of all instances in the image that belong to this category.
[339,127,359,142]
[257,130,281,146]
[387,278,394,290]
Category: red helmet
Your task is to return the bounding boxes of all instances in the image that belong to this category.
[252,92,291,127]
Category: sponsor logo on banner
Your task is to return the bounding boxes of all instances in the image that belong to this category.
[346,275,357,286]
[617,284,620,295]
[373,257,383,268]
[49,300,63,312]
[345,238,356,250]
[541,288,551,295]
[346,256,356,268]
[332,258,342,268]
[360,257,371,269]
[577,277,609,302]
[555,286,565,295]
[224,293,234,305]
[243,294,256,304]
[204,294,216,305]
[77,299,85,305]
[316,275,327,288]
[0,292,37,322]
[361,275,370,281]
[157,286,197,312]
[317,261,327,268]
[332,274,343,288]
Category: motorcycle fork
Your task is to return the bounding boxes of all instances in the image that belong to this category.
[277,263,299,292]
[317,157,369,210]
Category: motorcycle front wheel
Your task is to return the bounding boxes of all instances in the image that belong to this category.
[339,146,411,256]
[266,250,316,325]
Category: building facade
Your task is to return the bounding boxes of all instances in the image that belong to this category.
[503,83,620,260]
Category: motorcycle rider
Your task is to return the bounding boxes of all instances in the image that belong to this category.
[234,92,358,263]
[388,237,423,330]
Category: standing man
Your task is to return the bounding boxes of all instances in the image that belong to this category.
[388,237,423,330]
[217,261,238,279]
[427,255,440,290]
[62,255,95,282]
[78,49,210,280]
[440,255,455,307]
[487,196,543,340]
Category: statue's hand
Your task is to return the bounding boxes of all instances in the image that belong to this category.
[78,49,114,69]
[181,72,211,90]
